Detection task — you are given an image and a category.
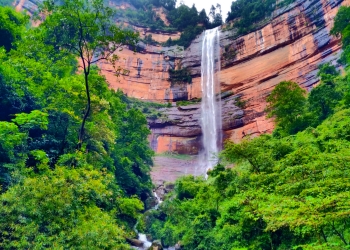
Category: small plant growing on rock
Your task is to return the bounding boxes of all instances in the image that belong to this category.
[235,96,248,109]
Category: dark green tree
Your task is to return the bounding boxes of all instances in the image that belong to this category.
[39,0,139,149]
[309,83,342,122]
[0,7,28,52]
[330,6,350,38]
[317,63,340,85]
[0,0,13,6]
[266,81,307,135]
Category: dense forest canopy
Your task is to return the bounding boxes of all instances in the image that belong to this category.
[1,0,350,249]
[0,1,156,247]
[142,5,350,249]
[115,0,294,47]
[225,0,293,36]
[114,0,223,47]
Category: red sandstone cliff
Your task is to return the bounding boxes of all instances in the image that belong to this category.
[14,0,350,156]
[149,0,350,155]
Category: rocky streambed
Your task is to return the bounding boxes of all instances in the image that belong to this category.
[129,184,180,250]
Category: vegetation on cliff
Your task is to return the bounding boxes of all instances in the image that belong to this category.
[115,0,223,48]
[0,1,154,247]
[143,6,350,249]
[225,0,293,37]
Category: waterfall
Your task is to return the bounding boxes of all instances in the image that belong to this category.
[200,27,222,174]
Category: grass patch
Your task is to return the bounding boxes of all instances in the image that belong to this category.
[155,152,194,160]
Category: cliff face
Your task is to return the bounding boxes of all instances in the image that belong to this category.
[148,94,244,154]
[15,0,350,155]
[148,0,350,154]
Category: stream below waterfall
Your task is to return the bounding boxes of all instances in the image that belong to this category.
[132,192,178,250]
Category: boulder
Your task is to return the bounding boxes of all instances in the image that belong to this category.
[175,242,182,249]
[146,234,153,242]
[144,196,158,210]
[147,240,163,250]
[126,238,144,247]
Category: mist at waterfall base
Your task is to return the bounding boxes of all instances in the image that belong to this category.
[198,27,222,175]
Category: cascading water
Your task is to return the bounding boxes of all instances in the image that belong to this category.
[199,27,222,174]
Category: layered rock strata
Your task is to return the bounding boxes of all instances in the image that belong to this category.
[148,0,350,153]
[14,0,350,154]
[183,0,349,145]
[148,94,244,154]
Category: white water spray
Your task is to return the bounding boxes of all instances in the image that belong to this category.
[200,27,222,174]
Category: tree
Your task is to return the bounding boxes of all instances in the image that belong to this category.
[209,4,223,28]
[307,64,342,122]
[317,63,340,85]
[331,6,350,65]
[0,7,28,52]
[0,166,143,249]
[330,6,350,38]
[309,84,341,122]
[0,0,12,6]
[198,9,209,27]
[39,0,139,149]
[266,81,307,135]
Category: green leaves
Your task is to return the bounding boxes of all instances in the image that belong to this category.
[39,0,139,67]
[0,7,28,52]
[0,4,153,247]
[266,81,307,135]
[12,110,49,131]
[149,108,350,249]
[0,166,132,249]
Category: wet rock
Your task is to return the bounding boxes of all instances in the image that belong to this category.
[175,242,182,249]
[146,234,153,242]
[127,238,144,247]
[164,182,175,191]
[148,240,163,250]
[144,196,158,210]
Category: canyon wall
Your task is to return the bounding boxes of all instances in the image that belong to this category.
[15,0,350,156]
[148,0,350,154]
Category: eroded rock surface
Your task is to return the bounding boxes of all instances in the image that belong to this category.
[14,0,350,155]
[149,95,243,154]
[149,0,350,153]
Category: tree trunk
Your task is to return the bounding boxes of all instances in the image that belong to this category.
[77,71,91,150]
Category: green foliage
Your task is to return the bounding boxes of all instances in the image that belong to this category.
[156,152,193,160]
[0,3,154,247]
[172,25,205,48]
[39,0,139,148]
[12,110,49,131]
[0,0,12,6]
[143,34,159,45]
[330,6,350,37]
[117,1,221,48]
[308,83,342,122]
[175,175,205,200]
[0,166,136,249]
[145,6,350,250]
[317,63,340,85]
[235,96,248,109]
[119,94,168,120]
[176,98,201,106]
[117,7,171,32]
[147,110,350,249]
[168,67,192,85]
[266,81,307,135]
[0,7,28,52]
[226,0,291,37]
[331,6,350,66]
